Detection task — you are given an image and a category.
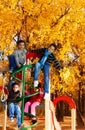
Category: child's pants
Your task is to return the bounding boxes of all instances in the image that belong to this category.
[9,103,21,128]
[24,101,40,116]
[34,62,50,93]
[9,55,17,72]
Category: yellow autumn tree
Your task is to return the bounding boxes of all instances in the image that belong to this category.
[0,0,85,97]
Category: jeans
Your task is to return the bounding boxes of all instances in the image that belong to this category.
[9,55,17,72]
[34,62,50,93]
[9,103,21,128]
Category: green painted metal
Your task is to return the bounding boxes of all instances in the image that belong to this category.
[21,121,38,130]
[12,64,39,129]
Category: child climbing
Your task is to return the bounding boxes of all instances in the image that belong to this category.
[29,43,61,99]
[9,40,27,72]
[7,82,23,130]
[24,83,44,124]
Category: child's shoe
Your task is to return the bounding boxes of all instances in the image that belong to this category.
[32,119,37,124]
[44,93,50,99]
[9,70,13,73]
[34,83,41,92]
[34,80,38,87]
[10,117,14,122]
[34,87,39,92]
[18,124,24,130]
[31,117,37,124]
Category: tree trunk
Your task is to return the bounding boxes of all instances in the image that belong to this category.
[78,82,82,112]
[76,108,84,126]
[81,88,85,115]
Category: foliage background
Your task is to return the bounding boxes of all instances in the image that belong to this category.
[0,0,85,97]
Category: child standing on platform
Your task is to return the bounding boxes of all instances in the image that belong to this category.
[9,40,27,72]
[30,43,61,99]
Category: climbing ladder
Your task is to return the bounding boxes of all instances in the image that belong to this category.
[12,52,41,130]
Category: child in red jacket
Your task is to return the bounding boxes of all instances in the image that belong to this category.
[24,83,44,124]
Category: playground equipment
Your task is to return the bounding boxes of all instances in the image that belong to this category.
[53,96,76,130]
[44,75,61,130]
[12,52,62,130]
[0,52,76,130]
[45,97,61,130]
[11,52,77,130]
[11,52,43,129]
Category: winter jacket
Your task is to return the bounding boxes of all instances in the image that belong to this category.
[25,90,44,103]
[7,90,21,105]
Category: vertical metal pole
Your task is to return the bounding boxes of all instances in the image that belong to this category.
[51,109,54,130]
[2,74,7,130]
[45,98,51,130]
[71,109,76,130]
[21,67,26,124]
[3,102,7,130]
[45,88,51,130]
[45,71,54,130]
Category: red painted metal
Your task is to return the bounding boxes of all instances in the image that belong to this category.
[53,95,76,109]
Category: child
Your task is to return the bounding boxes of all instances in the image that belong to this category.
[9,40,27,72]
[7,82,22,129]
[24,83,44,124]
[30,43,61,99]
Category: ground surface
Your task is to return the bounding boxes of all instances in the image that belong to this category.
[0,111,85,130]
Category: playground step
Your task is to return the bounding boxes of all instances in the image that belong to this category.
[63,116,71,121]
[60,116,78,129]
[60,116,85,130]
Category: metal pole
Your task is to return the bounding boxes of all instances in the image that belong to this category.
[45,71,54,130]
[3,102,7,130]
[71,109,76,130]
[21,67,26,124]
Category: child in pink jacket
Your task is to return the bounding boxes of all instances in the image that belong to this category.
[24,83,44,124]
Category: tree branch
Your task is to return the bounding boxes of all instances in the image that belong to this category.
[51,7,70,28]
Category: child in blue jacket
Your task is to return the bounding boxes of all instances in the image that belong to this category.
[30,43,61,99]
